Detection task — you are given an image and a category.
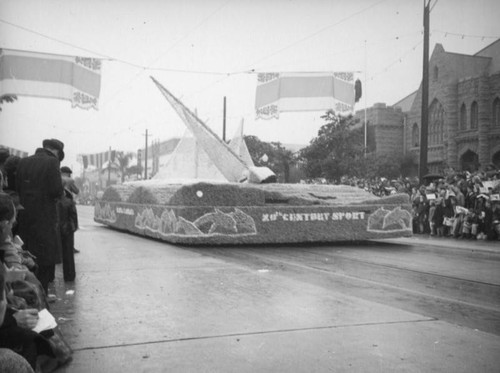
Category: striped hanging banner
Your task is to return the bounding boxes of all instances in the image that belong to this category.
[255,72,356,120]
[0,48,102,110]
[78,151,110,169]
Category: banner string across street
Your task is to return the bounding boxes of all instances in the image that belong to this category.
[1,46,361,166]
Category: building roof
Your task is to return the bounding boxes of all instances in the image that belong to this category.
[392,91,417,112]
[397,40,500,113]
[474,38,500,73]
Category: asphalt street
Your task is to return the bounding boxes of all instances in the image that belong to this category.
[49,205,500,373]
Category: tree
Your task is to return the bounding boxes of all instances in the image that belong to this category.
[126,164,143,178]
[362,153,402,180]
[116,152,134,182]
[0,95,17,112]
[299,110,365,181]
[244,135,296,183]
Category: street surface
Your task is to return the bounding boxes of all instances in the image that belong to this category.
[51,205,500,372]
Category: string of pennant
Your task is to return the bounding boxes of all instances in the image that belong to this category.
[3,14,498,110]
[2,13,499,153]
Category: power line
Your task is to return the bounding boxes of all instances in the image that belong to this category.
[184,0,391,98]
[97,0,234,109]
[368,39,423,80]
[240,0,390,70]
[144,0,234,71]
[1,12,427,78]
[432,29,500,40]
[0,18,116,60]
[0,17,231,75]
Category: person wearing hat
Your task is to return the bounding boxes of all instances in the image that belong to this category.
[15,139,65,294]
[58,166,79,280]
[60,166,79,255]
[60,166,79,196]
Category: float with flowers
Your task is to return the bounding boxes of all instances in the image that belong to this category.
[94,78,412,245]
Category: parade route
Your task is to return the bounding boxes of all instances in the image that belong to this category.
[47,206,500,372]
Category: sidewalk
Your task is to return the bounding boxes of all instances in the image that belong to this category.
[380,234,500,253]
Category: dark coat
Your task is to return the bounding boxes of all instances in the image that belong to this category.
[433,203,445,228]
[16,148,63,266]
[58,189,78,235]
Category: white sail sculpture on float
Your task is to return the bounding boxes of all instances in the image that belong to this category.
[152,129,227,182]
[150,77,275,184]
[228,119,254,168]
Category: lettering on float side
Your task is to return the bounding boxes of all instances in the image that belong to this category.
[261,211,366,223]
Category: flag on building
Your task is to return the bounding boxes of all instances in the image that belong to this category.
[255,72,358,120]
[0,48,102,110]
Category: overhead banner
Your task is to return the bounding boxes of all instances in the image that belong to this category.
[0,48,102,110]
[255,72,357,120]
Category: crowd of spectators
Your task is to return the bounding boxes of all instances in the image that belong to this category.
[305,166,500,241]
[0,141,77,372]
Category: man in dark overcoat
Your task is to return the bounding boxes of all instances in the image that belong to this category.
[16,139,65,293]
[58,167,78,282]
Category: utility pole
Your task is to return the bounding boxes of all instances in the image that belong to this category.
[364,39,368,158]
[419,0,430,183]
[222,96,227,142]
[144,129,149,179]
[107,146,111,186]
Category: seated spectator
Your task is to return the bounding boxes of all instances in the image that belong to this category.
[0,192,72,371]
[0,265,35,372]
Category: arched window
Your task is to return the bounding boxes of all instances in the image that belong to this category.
[460,103,467,130]
[471,101,478,129]
[493,97,500,127]
[412,123,419,147]
[433,66,439,81]
[429,99,444,145]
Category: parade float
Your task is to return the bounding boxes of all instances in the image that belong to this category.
[94,78,412,245]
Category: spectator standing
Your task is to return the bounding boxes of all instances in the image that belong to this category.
[3,156,22,238]
[0,148,10,190]
[413,186,429,234]
[428,199,437,236]
[60,166,80,254]
[16,139,64,293]
[464,184,476,209]
[3,155,21,193]
[60,166,79,196]
[433,197,445,237]
[58,167,78,282]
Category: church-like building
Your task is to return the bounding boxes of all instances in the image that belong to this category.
[356,39,500,174]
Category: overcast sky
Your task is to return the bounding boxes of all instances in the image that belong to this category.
[1,0,499,173]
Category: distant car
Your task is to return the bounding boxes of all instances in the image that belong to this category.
[422,173,444,185]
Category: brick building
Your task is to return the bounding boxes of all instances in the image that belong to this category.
[356,39,500,174]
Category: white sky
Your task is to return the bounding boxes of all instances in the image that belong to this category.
[1,0,499,174]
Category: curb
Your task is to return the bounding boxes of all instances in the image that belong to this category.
[377,235,500,253]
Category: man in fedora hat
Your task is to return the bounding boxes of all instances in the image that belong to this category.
[15,139,65,293]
